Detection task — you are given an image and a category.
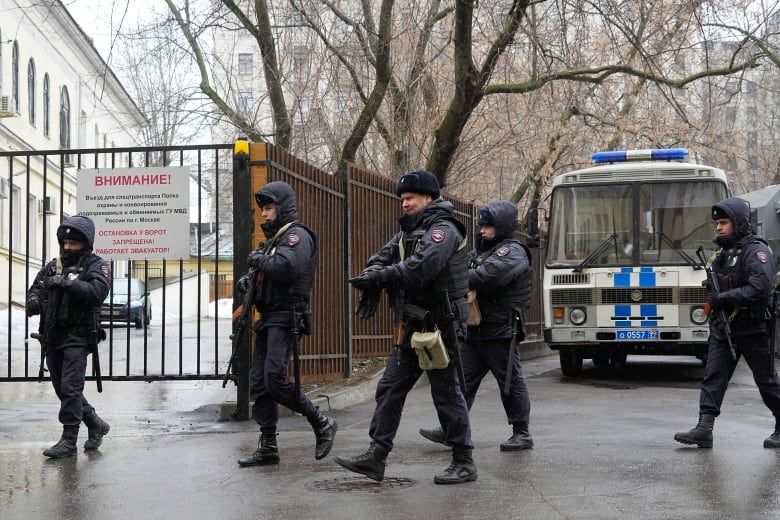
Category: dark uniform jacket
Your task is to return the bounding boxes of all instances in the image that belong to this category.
[250,181,316,314]
[709,197,776,338]
[468,201,532,340]
[365,197,469,332]
[27,216,111,348]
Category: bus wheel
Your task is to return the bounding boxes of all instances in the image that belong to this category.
[610,352,627,370]
[592,352,610,367]
[559,349,583,377]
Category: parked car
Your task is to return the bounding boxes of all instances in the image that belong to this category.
[100,278,151,329]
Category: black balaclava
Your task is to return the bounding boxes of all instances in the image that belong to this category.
[711,197,751,250]
[476,201,518,252]
[56,215,95,266]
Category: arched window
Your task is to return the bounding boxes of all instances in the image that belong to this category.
[43,74,50,137]
[27,58,36,125]
[59,86,71,158]
[12,41,19,111]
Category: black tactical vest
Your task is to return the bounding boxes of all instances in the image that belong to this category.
[396,218,469,314]
[471,239,532,322]
[258,223,317,310]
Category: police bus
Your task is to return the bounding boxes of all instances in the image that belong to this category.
[535,149,730,376]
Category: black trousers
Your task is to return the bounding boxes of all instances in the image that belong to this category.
[249,315,318,433]
[461,337,531,428]
[47,345,95,426]
[369,346,473,456]
[700,331,780,419]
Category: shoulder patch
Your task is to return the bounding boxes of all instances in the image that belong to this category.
[496,246,510,257]
[756,251,768,264]
[100,264,111,278]
[430,228,446,243]
[286,233,301,246]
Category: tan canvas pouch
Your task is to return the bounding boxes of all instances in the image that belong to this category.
[410,330,450,370]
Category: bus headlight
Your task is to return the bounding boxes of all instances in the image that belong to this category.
[569,307,587,325]
[691,306,708,325]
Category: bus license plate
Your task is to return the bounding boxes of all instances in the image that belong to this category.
[616,329,658,341]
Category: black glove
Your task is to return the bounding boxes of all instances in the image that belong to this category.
[349,266,397,291]
[236,273,252,294]
[708,291,723,311]
[26,296,41,317]
[356,289,380,320]
[44,275,68,290]
[247,250,265,269]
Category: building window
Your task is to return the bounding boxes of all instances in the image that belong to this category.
[60,86,71,162]
[11,184,21,253]
[28,194,37,258]
[43,74,50,137]
[238,90,253,114]
[27,58,36,125]
[238,53,253,76]
[12,41,19,112]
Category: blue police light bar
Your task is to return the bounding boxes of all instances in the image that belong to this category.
[592,148,689,163]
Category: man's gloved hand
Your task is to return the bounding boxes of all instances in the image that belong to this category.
[44,275,70,290]
[708,291,723,311]
[349,265,397,291]
[236,273,252,294]
[247,250,265,269]
[356,289,381,320]
[26,296,41,317]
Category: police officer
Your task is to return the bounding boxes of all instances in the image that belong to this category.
[419,201,534,451]
[26,215,111,458]
[674,197,780,448]
[334,170,477,484]
[237,181,337,466]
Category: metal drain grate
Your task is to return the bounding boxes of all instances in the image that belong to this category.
[306,476,415,492]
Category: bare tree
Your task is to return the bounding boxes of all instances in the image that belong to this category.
[150,0,776,201]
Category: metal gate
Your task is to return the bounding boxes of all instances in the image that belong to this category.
[1,144,235,385]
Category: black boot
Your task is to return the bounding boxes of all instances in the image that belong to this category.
[674,413,715,448]
[43,425,79,458]
[419,426,452,447]
[334,443,387,482]
[433,448,478,484]
[309,411,337,460]
[238,433,280,466]
[764,418,780,449]
[500,425,534,451]
[83,414,111,450]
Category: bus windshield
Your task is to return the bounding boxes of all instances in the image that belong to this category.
[546,180,728,268]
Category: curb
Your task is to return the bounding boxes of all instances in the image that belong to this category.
[219,341,553,421]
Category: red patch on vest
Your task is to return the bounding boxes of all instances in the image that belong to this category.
[496,246,510,257]
[287,233,301,246]
[430,228,446,243]
[100,264,111,278]
[757,251,768,263]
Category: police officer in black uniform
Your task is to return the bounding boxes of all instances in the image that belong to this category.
[334,170,477,484]
[675,197,780,448]
[419,201,534,451]
[26,215,111,458]
[237,181,337,466]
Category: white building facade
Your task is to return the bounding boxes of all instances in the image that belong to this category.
[0,0,146,304]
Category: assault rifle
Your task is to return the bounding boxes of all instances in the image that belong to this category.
[696,246,736,361]
[223,267,259,388]
[440,290,466,391]
[31,332,47,382]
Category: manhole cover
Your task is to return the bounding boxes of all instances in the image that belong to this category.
[307,476,415,492]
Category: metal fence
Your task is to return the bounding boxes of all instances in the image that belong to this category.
[1,142,544,405]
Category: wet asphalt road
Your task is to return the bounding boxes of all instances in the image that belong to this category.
[1,354,779,520]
